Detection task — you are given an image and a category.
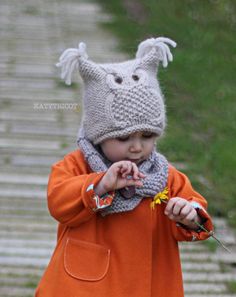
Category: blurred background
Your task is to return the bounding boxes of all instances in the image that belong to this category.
[97,0,236,225]
[0,0,235,296]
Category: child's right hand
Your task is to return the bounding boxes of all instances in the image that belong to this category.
[94,161,145,196]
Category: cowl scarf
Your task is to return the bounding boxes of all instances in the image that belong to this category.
[77,128,169,216]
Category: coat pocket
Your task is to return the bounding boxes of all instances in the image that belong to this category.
[64,238,110,281]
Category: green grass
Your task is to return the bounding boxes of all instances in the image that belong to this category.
[96,0,236,226]
[203,237,218,252]
[55,78,79,90]
[227,280,236,294]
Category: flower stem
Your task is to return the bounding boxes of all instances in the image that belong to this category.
[194,221,231,253]
[154,197,231,253]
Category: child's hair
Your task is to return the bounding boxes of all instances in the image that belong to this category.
[56,37,176,144]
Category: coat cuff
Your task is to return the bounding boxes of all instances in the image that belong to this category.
[82,172,114,212]
[176,201,214,241]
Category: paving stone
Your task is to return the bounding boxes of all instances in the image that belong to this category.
[1,152,61,166]
[0,123,7,133]
[0,188,46,199]
[0,229,56,241]
[1,22,47,33]
[0,111,58,122]
[0,238,55,249]
[0,164,51,177]
[0,173,48,185]
[183,272,236,282]
[10,122,78,137]
[0,276,40,286]
[0,146,77,162]
[11,154,61,167]
[1,205,47,215]
[0,255,51,267]
[214,252,236,264]
[213,218,236,245]
[0,212,53,222]
[0,209,53,218]
[0,88,78,101]
[179,243,208,252]
[180,252,215,262]
[0,221,56,233]
[0,287,34,297]
[0,138,61,150]
[14,64,54,78]
[0,197,48,208]
[0,246,54,258]
[0,78,55,90]
[0,29,47,41]
[183,249,236,264]
[0,62,8,72]
[181,262,220,272]
[0,265,44,277]
[185,295,236,297]
[0,51,53,62]
[184,283,227,293]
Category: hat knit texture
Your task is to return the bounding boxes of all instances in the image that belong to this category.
[56,37,177,144]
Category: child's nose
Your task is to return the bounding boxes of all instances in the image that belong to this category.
[129,139,142,152]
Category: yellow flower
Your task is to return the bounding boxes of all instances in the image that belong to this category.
[150,187,169,210]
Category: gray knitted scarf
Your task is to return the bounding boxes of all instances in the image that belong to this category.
[77,128,169,216]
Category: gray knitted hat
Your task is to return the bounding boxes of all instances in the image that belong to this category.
[56,37,176,144]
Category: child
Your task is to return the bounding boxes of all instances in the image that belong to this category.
[35,37,213,297]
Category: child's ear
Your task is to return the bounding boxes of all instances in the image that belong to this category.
[153,133,159,144]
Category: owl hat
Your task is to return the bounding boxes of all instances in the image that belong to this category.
[56,37,176,144]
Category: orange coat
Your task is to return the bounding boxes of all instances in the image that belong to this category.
[35,150,213,297]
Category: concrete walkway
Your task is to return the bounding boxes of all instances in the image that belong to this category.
[0,0,235,296]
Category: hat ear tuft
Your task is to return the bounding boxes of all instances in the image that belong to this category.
[56,42,105,85]
[56,42,89,85]
[136,37,177,68]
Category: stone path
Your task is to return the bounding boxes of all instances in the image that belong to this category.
[0,0,235,296]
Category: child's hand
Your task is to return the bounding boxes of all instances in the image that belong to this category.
[164,197,201,229]
[95,161,145,196]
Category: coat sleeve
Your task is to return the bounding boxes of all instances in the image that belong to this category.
[47,151,107,227]
[167,165,214,242]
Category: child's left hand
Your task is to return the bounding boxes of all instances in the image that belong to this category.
[164,197,201,230]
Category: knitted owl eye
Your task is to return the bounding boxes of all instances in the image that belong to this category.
[132,74,139,81]
[114,76,123,84]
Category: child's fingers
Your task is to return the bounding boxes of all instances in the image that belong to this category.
[165,198,179,215]
[119,162,128,173]
[173,200,188,216]
[112,161,145,187]
[131,163,140,180]
[130,163,146,180]
[120,161,142,179]
[138,172,146,179]
[126,178,143,187]
[134,180,143,187]
[184,208,197,222]
[179,204,192,219]
[165,198,198,225]
[120,161,132,177]
[165,198,187,216]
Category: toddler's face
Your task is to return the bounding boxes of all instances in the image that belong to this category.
[100,131,157,165]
